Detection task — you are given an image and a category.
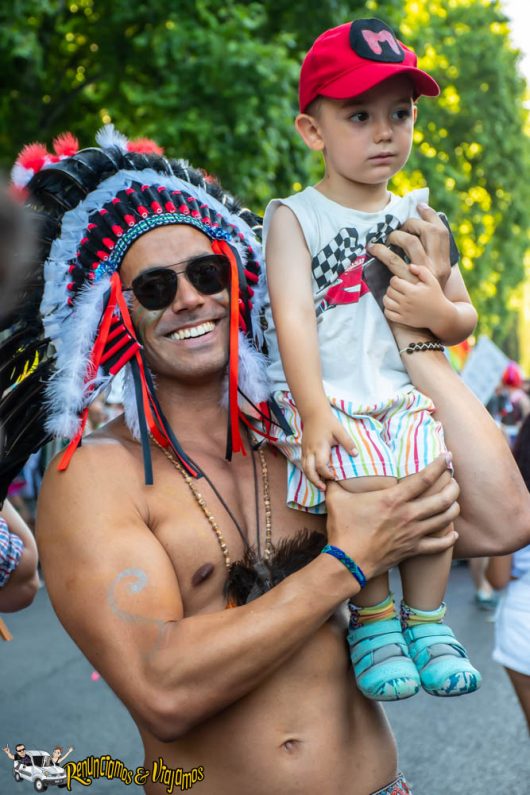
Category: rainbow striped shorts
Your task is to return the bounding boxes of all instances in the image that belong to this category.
[273,388,447,514]
[370,772,412,794]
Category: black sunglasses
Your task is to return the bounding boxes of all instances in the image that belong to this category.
[124,254,230,310]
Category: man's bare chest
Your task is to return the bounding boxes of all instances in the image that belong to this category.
[141,447,325,615]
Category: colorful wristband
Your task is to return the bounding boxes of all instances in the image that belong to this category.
[321,544,367,589]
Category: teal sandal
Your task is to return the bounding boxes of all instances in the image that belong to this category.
[403,623,482,697]
[347,617,421,701]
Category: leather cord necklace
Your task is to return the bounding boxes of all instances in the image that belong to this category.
[150,433,272,571]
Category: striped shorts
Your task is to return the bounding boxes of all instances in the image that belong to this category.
[370,772,412,794]
[273,388,447,514]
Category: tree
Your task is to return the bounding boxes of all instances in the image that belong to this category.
[1,0,528,349]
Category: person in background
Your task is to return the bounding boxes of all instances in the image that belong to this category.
[469,557,498,612]
[0,500,39,613]
[489,362,530,448]
[0,186,39,615]
[487,414,530,732]
[0,185,34,319]
[86,396,109,433]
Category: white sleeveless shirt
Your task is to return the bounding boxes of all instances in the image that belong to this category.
[263,187,429,408]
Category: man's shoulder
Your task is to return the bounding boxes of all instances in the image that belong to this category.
[39,423,142,525]
[45,421,137,484]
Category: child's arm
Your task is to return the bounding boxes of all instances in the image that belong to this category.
[266,205,357,489]
[382,262,477,346]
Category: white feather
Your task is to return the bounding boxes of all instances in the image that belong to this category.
[122,362,140,440]
[10,163,34,188]
[95,124,129,153]
[44,277,110,437]
[220,330,271,409]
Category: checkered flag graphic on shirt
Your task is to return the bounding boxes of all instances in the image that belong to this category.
[311,215,401,293]
[311,228,361,291]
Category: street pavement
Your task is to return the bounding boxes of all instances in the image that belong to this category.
[0,564,528,794]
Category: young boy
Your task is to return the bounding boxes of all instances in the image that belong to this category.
[263,18,480,701]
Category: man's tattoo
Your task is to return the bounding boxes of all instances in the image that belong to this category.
[107,568,168,658]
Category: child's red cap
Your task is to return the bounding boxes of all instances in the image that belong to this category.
[299,18,440,113]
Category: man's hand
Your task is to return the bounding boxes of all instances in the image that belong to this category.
[368,203,451,288]
[325,455,459,581]
[302,409,357,490]
[383,263,454,331]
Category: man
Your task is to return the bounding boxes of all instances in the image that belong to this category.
[3,743,31,766]
[0,501,39,613]
[3,129,528,794]
[0,187,39,616]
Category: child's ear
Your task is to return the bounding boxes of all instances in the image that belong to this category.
[295,113,325,151]
[413,103,418,123]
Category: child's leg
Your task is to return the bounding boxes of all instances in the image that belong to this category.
[397,475,481,697]
[340,476,422,702]
[398,471,453,610]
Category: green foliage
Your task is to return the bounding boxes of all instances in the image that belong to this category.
[392,0,530,356]
[0,0,528,349]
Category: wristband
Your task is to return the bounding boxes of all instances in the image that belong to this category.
[398,341,445,355]
[321,544,367,589]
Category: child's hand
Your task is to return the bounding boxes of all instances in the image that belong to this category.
[382,263,451,331]
[302,410,358,490]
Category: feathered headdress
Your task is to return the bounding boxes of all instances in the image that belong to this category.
[0,126,272,502]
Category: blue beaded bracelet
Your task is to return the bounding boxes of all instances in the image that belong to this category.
[321,544,367,589]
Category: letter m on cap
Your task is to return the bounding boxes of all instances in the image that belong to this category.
[349,19,405,63]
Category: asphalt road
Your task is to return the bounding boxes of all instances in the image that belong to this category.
[0,565,528,795]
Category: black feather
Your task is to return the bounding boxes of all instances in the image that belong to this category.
[225,529,326,606]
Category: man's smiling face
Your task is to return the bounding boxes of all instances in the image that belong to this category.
[120,224,230,385]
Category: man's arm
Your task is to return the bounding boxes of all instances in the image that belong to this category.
[0,501,39,612]
[37,444,456,743]
[370,206,530,556]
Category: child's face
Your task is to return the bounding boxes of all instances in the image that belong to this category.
[303,75,416,188]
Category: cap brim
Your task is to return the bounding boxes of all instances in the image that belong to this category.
[319,64,440,102]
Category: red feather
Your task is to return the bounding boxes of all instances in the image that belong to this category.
[16,143,49,172]
[53,132,79,157]
[127,138,164,155]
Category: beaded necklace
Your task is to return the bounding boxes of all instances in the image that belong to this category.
[151,436,272,570]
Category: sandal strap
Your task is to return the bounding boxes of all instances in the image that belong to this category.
[403,623,455,642]
[403,624,469,670]
[348,619,410,671]
[348,616,404,644]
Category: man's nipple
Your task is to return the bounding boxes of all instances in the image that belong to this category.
[191,562,215,587]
